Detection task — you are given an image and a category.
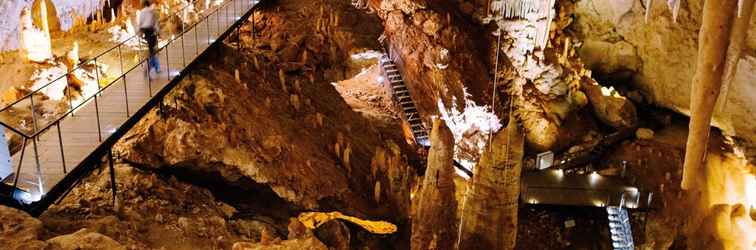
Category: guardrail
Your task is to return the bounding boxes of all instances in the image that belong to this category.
[0,0,262,215]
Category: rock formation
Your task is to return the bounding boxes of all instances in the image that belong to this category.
[572,0,756,156]
[457,114,524,250]
[411,118,457,250]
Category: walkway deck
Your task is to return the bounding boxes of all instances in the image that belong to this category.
[1,0,259,210]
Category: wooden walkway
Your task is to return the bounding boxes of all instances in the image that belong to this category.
[5,0,254,199]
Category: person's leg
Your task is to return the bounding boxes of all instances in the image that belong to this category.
[147,33,161,73]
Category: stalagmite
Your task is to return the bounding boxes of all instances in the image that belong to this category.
[19,7,53,63]
[411,119,457,250]
[668,0,681,22]
[681,0,740,190]
[458,113,524,250]
[374,181,381,203]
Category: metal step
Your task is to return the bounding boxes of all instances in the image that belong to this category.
[606,206,634,250]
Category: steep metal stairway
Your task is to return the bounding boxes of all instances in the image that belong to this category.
[607,203,635,250]
[379,54,430,147]
[378,51,474,177]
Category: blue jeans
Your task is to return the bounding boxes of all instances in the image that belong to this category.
[142,28,160,75]
[148,55,160,73]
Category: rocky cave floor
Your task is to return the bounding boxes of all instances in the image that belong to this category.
[1,0,755,249]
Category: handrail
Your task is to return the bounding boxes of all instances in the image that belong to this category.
[0,0,213,137]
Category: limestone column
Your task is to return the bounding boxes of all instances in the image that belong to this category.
[681,0,741,190]
[411,118,458,250]
[457,113,524,250]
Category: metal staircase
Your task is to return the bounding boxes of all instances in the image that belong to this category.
[607,201,635,250]
[379,54,430,147]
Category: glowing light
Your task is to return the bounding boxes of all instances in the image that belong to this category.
[592,200,605,207]
[746,174,756,210]
[589,171,601,186]
[529,198,538,204]
[553,169,564,179]
[376,76,384,83]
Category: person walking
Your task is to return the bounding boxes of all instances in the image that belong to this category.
[138,0,160,79]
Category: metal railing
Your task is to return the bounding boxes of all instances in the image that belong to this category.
[0,0,259,209]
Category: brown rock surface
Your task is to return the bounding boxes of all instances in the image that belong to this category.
[0,205,48,250]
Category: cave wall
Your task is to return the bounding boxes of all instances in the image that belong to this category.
[0,0,104,51]
[572,0,756,146]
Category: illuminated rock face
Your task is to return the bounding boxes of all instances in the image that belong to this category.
[411,119,457,250]
[457,115,524,250]
[0,0,102,51]
[19,7,53,62]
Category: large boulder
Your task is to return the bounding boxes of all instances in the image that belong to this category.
[0,205,48,250]
[46,229,126,250]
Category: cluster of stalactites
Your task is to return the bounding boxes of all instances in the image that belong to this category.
[492,0,549,19]
[490,0,555,50]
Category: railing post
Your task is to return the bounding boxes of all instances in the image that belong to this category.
[31,137,44,195]
[118,45,130,117]
[194,22,199,55]
[94,58,103,142]
[165,42,171,80]
[207,12,211,45]
[147,60,153,97]
[107,149,117,208]
[65,76,75,117]
[29,95,38,135]
[11,138,27,191]
[56,122,66,173]
[181,22,187,67]
[94,94,102,142]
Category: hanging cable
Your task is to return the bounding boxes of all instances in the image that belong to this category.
[488,16,504,152]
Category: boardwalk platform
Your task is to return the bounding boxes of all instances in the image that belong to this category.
[0,0,260,214]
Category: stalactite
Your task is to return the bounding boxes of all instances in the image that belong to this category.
[681,0,739,190]
[714,0,754,117]
[457,113,524,250]
[645,0,653,23]
[412,119,457,250]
